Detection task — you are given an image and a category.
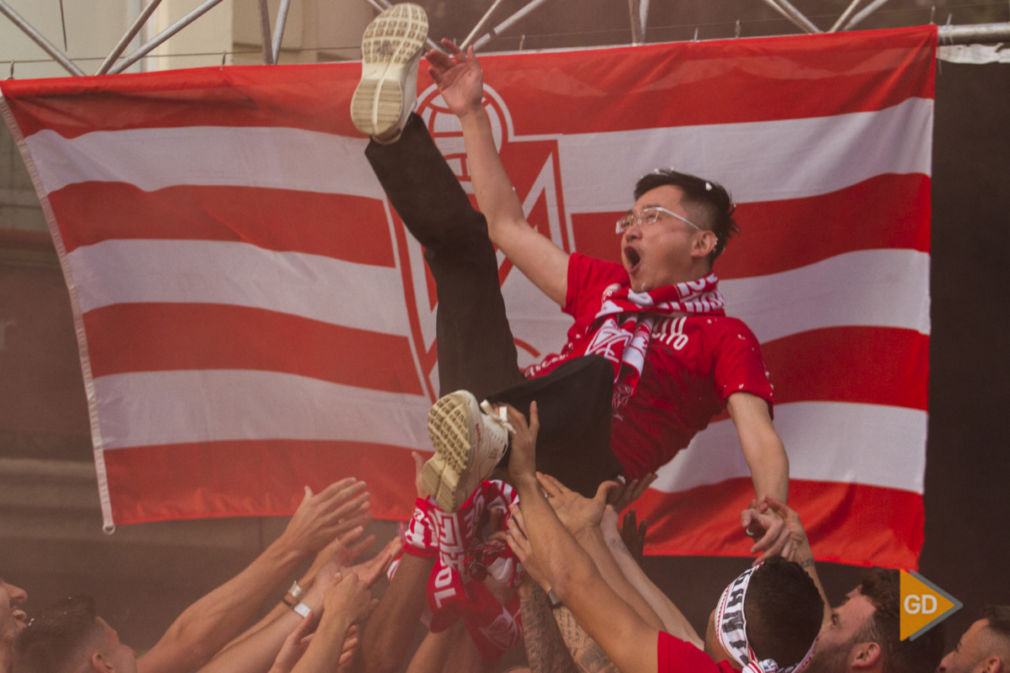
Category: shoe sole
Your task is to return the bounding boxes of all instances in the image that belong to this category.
[350,4,427,137]
[423,391,481,512]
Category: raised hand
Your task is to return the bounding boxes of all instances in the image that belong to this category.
[620,510,648,563]
[741,496,808,565]
[425,39,484,118]
[505,402,539,483]
[607,473,657,512]
[505,504,550,591]
[344,536,402,587]
[323,573,375,626]
[278,478,372,558]
[266,614,316,673]
[537,472,617,536]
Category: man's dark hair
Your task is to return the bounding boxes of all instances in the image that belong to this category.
[982,605,1010,637]
[744,557,823,668]
[859,568,945,673]
[14,595,102,673]
[634,169,739,266]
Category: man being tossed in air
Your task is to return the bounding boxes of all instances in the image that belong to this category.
[352,6,789,541]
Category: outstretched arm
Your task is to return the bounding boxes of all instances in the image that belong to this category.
[426,41,570,306]
[138,479,371,673]
[598,508,703,649]
[742,497,830,624]
[727,392,788,505]
[505,404,660,673]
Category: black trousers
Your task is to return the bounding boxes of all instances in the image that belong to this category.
[365,114,624,496]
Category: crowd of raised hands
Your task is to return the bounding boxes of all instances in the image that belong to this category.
[2,403,872,673]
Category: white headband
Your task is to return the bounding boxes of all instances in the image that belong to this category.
[714,565,817,673]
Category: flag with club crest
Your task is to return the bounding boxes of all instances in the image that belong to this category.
[0,25,934,566]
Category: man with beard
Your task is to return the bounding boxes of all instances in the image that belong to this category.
[1,578,28,673]
[743,497,945,673]
[937,606,1010,673]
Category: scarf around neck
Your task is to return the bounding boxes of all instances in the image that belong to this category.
[591,272,725,409]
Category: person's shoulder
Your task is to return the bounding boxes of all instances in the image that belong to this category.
[571,252,625,276]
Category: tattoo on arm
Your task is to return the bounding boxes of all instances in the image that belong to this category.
[553,606,619,673]
[519,583,580,673]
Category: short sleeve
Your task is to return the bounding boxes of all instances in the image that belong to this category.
[713,320,774,409]
[564,252,627,319]
[657,632,728,672]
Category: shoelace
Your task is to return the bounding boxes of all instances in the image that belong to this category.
[480,400,515,433]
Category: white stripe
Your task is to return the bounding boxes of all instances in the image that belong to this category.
[66,239,411,336]
[557,98,933,209]
[94,370,432,451]
[651,401,926,494]
[721,248,931,342]
[22,100,931,211]
[24,126,385,198]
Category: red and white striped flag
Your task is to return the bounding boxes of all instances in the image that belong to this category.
[0,25,934,567]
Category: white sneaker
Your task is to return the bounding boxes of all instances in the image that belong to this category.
[350,3,428,140]
[423,390,513,512]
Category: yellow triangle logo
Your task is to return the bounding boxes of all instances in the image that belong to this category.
[899,570,963,640]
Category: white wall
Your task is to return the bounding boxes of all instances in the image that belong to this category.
[0,0,371,78]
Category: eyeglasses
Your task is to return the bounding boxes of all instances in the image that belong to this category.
[615,206,702,234]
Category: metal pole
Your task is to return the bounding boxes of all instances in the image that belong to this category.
[258,0,274,64]
[829,0,862,32]
[842,0,891,31]
[270,0,292,64]
[110,0,226,74]
[461,0,508,50]
[628,0,643,45]
[98,0,163,75]
[937,21,1010,44]
[760,0,821,33]
[0,0,85,76]
[472,0,552,51]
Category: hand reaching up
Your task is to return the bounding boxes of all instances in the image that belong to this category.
[426,39,484,118]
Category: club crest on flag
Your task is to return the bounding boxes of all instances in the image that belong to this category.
[390,83,571,398]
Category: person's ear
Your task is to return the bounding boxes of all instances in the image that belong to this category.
[90,652,112,673]
[981,655,1004,673]
[851,641,882,669]
[692,229,717,260]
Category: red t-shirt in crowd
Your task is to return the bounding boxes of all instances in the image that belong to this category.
[658,631,736,672]
[525,253,774,478]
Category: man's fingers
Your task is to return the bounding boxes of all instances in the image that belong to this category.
[536,472,565,496]
[595,479,620,503]
[528,400,539,430]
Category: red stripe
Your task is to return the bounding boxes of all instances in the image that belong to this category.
[83,303,424,395]
[638,478,923,568]
[48,183,394,265]
[2,27,934,139]
[103,439,417,524]
[479,26,935,134]
[764,327,928,410]
[570,173,931,277]
[2,63,367,139]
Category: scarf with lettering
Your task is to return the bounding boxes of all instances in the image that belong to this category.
[715,565,817,673]
[528,272,725,409]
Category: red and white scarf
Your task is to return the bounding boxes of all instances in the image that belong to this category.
[528,273,725,409]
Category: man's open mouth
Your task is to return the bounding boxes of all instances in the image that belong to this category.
[624,247,641,271]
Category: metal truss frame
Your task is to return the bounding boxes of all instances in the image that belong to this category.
[1,0,1008,78]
